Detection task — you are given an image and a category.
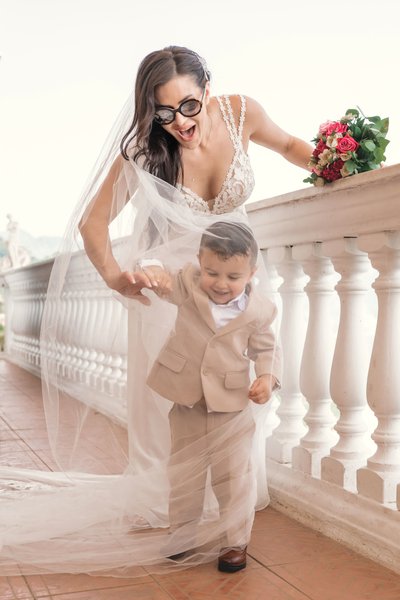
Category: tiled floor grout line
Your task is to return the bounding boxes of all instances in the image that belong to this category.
[248,553,315,600]
[22,574,42,600]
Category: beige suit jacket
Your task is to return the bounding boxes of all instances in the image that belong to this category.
[146,264,282,412]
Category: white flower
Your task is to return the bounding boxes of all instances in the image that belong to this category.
[326,134,342,149]
[318,149,334,167]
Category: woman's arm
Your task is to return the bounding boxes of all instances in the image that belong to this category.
[78,155,137,294]
[244,96,313,170]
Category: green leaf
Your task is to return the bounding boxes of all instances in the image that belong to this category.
[379,138,390,151]
[345,160,356,174]
[345,108,359,119]
[368,117,389,135]
[363,140,376,152]
[380,117,389,134]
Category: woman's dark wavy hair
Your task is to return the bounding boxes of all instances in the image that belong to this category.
[120,46,210,187]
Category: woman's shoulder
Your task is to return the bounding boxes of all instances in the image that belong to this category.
[213,94,263,122]
[213,93,245,109]
[212,95,265,143]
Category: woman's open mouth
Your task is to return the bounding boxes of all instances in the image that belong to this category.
[177,125,196,142]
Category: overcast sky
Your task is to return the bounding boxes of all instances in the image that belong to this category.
[1,0,399,237]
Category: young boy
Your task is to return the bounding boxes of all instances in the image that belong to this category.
[133,221,281,572]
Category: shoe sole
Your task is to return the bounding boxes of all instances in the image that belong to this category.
[218,560,246,573]
[167,552,187,561]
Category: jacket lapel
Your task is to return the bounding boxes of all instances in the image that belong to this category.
[192,282,217,333]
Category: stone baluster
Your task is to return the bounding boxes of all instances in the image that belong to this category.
[107,300,127,398]
[59,290,76,379]
[40,289,56,378]
[83,292,101,387]
[31,291,41,366]
[37,291,47,368]
[266,246,308,463]
[356,232,400,506]
[60,291,74,378]
[321,238,377,492]
[292,243,339,477]
[77,288,99,384]
[71,291,86,381]
[99,292,117,394]
[91,293,108,389]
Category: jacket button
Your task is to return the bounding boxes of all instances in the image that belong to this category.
[202,368,209,376]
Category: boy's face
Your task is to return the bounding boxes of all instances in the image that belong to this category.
[198,248,256,305]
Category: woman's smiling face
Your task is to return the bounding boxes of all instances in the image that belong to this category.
[154,75,210,149]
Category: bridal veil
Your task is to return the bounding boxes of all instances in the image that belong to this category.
[0,92,281,576]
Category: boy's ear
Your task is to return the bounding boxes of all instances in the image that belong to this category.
[250,266,257,278]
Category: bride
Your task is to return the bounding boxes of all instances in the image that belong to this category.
[0,45,312,576]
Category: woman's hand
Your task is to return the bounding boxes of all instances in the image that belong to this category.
[107,266,172,304]
[107,270,154,305]
[248,374,277,404]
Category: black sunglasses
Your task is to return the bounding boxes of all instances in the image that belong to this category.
[154,87,206,125]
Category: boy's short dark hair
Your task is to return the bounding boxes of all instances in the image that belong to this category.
[199,221,258,266]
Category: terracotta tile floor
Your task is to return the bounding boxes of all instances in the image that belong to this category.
[1,357,400,599]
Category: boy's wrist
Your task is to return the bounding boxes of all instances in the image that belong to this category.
[259,373,280,389]
[137,258,164,269]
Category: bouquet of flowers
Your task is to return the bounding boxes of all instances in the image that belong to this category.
[304,108,390,186]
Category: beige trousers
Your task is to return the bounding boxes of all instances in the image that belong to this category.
[168,398,256,547]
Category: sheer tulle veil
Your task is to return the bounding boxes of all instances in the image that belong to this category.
[0,89,281,576]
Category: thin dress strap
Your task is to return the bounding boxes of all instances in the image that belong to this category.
[217,95,246,149]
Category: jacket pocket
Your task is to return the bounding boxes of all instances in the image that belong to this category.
[157,348,187,373]
[224,370,249,389]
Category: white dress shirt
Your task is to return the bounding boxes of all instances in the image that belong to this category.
[209,290,248,328]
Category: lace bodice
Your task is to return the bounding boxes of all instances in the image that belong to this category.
[177,95,255,214]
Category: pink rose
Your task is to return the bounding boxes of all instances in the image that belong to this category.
[336,135,359,153]
[318,120,335,135]
[325,121,348,135]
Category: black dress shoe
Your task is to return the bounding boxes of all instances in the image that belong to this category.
[218,546,247,572]
[167,551,187,561]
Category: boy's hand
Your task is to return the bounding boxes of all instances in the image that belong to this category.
[141,266,172,298]
[248,374,277,404]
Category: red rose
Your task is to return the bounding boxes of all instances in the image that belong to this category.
[313,139,328,157]
[322,159,344,182]
[326,121,348,135]
[336,135,359,153]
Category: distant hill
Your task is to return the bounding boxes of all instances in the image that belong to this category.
[0,229,63,263]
